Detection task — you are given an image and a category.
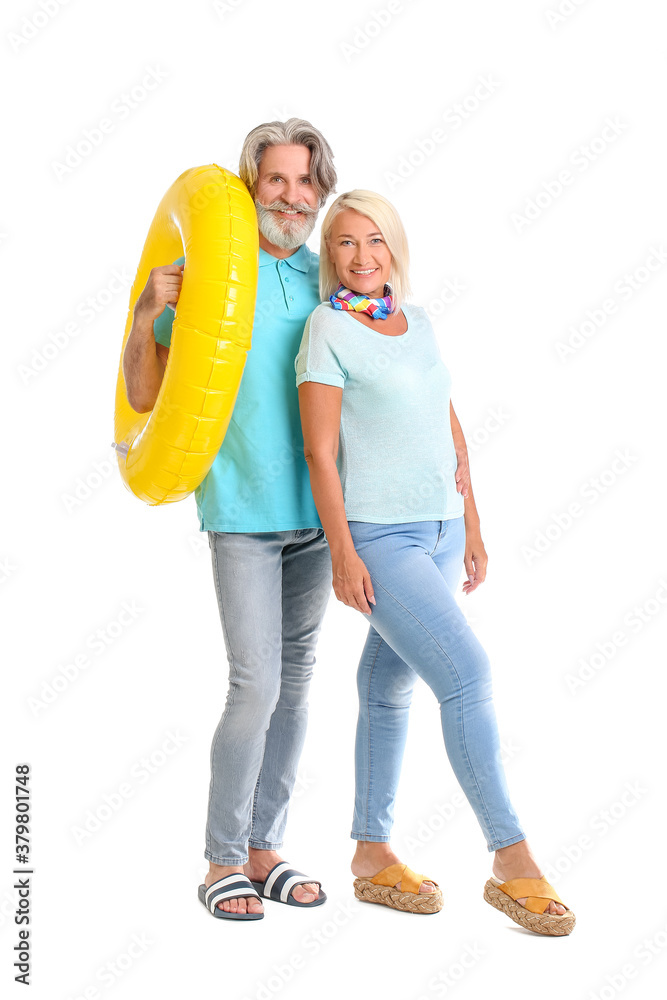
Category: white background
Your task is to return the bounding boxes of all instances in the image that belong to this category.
[3,1,666,998]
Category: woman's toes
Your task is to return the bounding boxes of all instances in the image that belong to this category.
[394,879,436,893]
[515,896,564,915]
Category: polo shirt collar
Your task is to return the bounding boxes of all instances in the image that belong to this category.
[258,243,313,273]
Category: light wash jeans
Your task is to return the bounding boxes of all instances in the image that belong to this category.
[348,516,525,853]
[205,528,331,865]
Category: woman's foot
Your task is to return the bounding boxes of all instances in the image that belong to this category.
[492,840,566,915]
[204,864,264,916]
[351,842,437,893]
[244,849,320,904]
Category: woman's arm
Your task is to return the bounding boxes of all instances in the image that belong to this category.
[461,480,488,595]
[450,402,470,499]
[298,381,376,615]
[450,402,488,594]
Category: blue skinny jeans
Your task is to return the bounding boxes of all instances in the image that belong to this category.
[348,516,525,853]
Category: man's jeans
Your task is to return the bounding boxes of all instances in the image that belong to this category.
[349,516,525,853]
[205,528,331,865]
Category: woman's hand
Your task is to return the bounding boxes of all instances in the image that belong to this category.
[462,525,487,594]
[332,548,376,615]
[450,404,470,499]
[454,447,470,499]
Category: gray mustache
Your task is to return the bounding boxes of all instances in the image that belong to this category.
[260,200,317,216]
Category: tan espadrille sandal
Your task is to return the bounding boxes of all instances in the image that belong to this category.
[353,863,443,914]
[483,875,575,936]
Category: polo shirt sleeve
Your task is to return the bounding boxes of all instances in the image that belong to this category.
[152,255,185,348]
[295,307,346,388]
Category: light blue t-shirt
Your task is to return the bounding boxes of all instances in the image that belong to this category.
[153,244,322,531]
[295,303,465,524]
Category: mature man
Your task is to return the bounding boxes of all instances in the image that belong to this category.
[123,119,337,920]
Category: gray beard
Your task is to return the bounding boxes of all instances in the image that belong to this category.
[255,200,318,250]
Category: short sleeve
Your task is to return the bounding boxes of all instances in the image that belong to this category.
[152,255,185,348]
[295,307,346,388]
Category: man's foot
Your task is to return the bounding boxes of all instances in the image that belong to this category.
[204,864,264,916]
[245,849,320,904]
[351,842,436,893]
[493,840,566,915]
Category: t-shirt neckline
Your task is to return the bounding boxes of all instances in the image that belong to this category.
[339,304,411,339]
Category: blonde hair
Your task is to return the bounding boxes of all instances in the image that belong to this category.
[319,190,411,311]
[238,118,337,207]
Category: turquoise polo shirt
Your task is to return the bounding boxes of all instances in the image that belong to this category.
[153,244,322,532]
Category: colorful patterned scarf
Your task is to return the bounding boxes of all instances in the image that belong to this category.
[329,282,394,320]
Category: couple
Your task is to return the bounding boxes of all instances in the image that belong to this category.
[123,118,574,935]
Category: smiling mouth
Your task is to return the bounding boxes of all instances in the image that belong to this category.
[351,268,378,275]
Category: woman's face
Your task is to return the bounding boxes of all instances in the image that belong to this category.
[327,209,392,299]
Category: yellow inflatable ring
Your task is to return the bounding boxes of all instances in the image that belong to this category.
[113,164,258,505]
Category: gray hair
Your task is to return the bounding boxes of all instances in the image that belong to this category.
[239,118,337,207]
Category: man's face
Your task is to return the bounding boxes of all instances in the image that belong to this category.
[254,144,319,251]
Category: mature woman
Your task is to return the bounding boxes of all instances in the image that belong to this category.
[295,191,575,935]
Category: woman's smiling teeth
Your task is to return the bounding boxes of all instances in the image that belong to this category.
[352,268,377,274]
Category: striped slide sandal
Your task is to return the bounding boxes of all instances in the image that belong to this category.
[198,873,264,920]
[249,862,326,907]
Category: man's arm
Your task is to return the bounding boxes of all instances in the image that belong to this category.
[122,264,183,412]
